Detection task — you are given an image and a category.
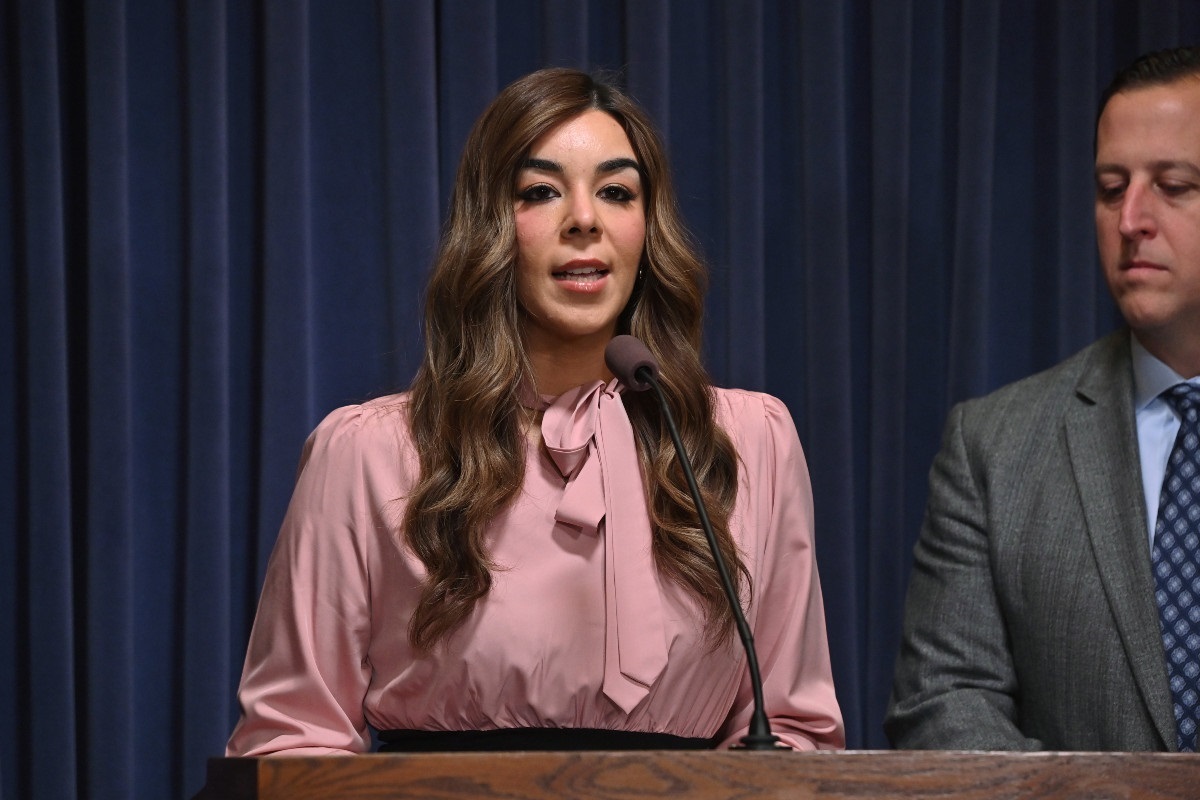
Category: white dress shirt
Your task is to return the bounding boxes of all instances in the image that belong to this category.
[1132,335,1200,548]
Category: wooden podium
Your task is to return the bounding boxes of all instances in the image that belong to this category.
[193,750,1200,799]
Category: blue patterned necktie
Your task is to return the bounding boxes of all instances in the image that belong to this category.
[1152,383,1200,752]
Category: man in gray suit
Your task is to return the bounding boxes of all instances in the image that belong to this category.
[887,46,1200,751]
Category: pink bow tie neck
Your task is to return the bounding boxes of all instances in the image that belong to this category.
[537,380,668,713]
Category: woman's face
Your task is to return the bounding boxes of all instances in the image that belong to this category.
[513,109,646,357]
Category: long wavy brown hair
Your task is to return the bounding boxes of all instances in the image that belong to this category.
[404,67,745,651]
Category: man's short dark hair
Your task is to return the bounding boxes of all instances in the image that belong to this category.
[1099,46,1200,116]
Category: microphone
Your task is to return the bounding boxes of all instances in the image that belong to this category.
[605,334,782,750]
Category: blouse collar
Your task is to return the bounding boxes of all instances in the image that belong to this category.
[523,379,668,714]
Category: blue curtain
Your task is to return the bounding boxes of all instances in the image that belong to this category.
[5,1,1200,797]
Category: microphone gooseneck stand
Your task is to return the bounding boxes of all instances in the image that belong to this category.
[605,335,782,750]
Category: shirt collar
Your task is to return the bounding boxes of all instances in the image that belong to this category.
[1132,332,1189,412]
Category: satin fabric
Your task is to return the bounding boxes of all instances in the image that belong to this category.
[533,380,666,713]
[227,385,843,755]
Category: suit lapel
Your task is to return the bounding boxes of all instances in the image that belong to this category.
[1065,331,1175,749]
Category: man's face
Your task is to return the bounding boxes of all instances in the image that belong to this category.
[1095,78,1200,367]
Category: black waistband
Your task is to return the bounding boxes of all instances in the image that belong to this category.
[376,727,722,752]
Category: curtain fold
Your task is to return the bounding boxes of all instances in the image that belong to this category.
[257,1,315,575]
[717,1,766,390]
[795,0,862,742]
[438,1,499,197]
[947,0,998,400]
[180,0,232,782]
[379,2,439,390]
[624,1,670,135]
[82,2,136,796]
[866,0,913,729]
[6,2,1200,797]
[13,2,78,799]
[1053,2,1104,354]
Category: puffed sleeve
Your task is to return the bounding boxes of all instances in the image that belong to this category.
[715,392,844,750]
[884,401,1040,749]
[226,404,398,756]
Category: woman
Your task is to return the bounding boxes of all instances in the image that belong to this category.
[226,68,843,755]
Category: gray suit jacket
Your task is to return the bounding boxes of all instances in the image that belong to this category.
[886,329,1177,750]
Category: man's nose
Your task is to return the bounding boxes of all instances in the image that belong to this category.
[1118,183,1157,240]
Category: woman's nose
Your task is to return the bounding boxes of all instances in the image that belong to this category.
[563,193,599,235]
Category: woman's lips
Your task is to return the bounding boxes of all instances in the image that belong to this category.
[553,260,609,284]
[553,266,607,281]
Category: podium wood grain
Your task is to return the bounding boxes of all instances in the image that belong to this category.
[194,750,1200,799]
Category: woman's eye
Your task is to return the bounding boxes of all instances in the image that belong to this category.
[518,184,558,202]
[1096,183,1124,203]
[599,184,636,203]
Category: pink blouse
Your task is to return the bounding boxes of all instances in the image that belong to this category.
[226,382,843,755]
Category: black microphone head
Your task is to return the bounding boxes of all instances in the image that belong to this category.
[605,335,659,391]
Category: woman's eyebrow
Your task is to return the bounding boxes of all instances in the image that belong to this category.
[597,157,640,175]
[521,157,562,173]
[519,157,641,176]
